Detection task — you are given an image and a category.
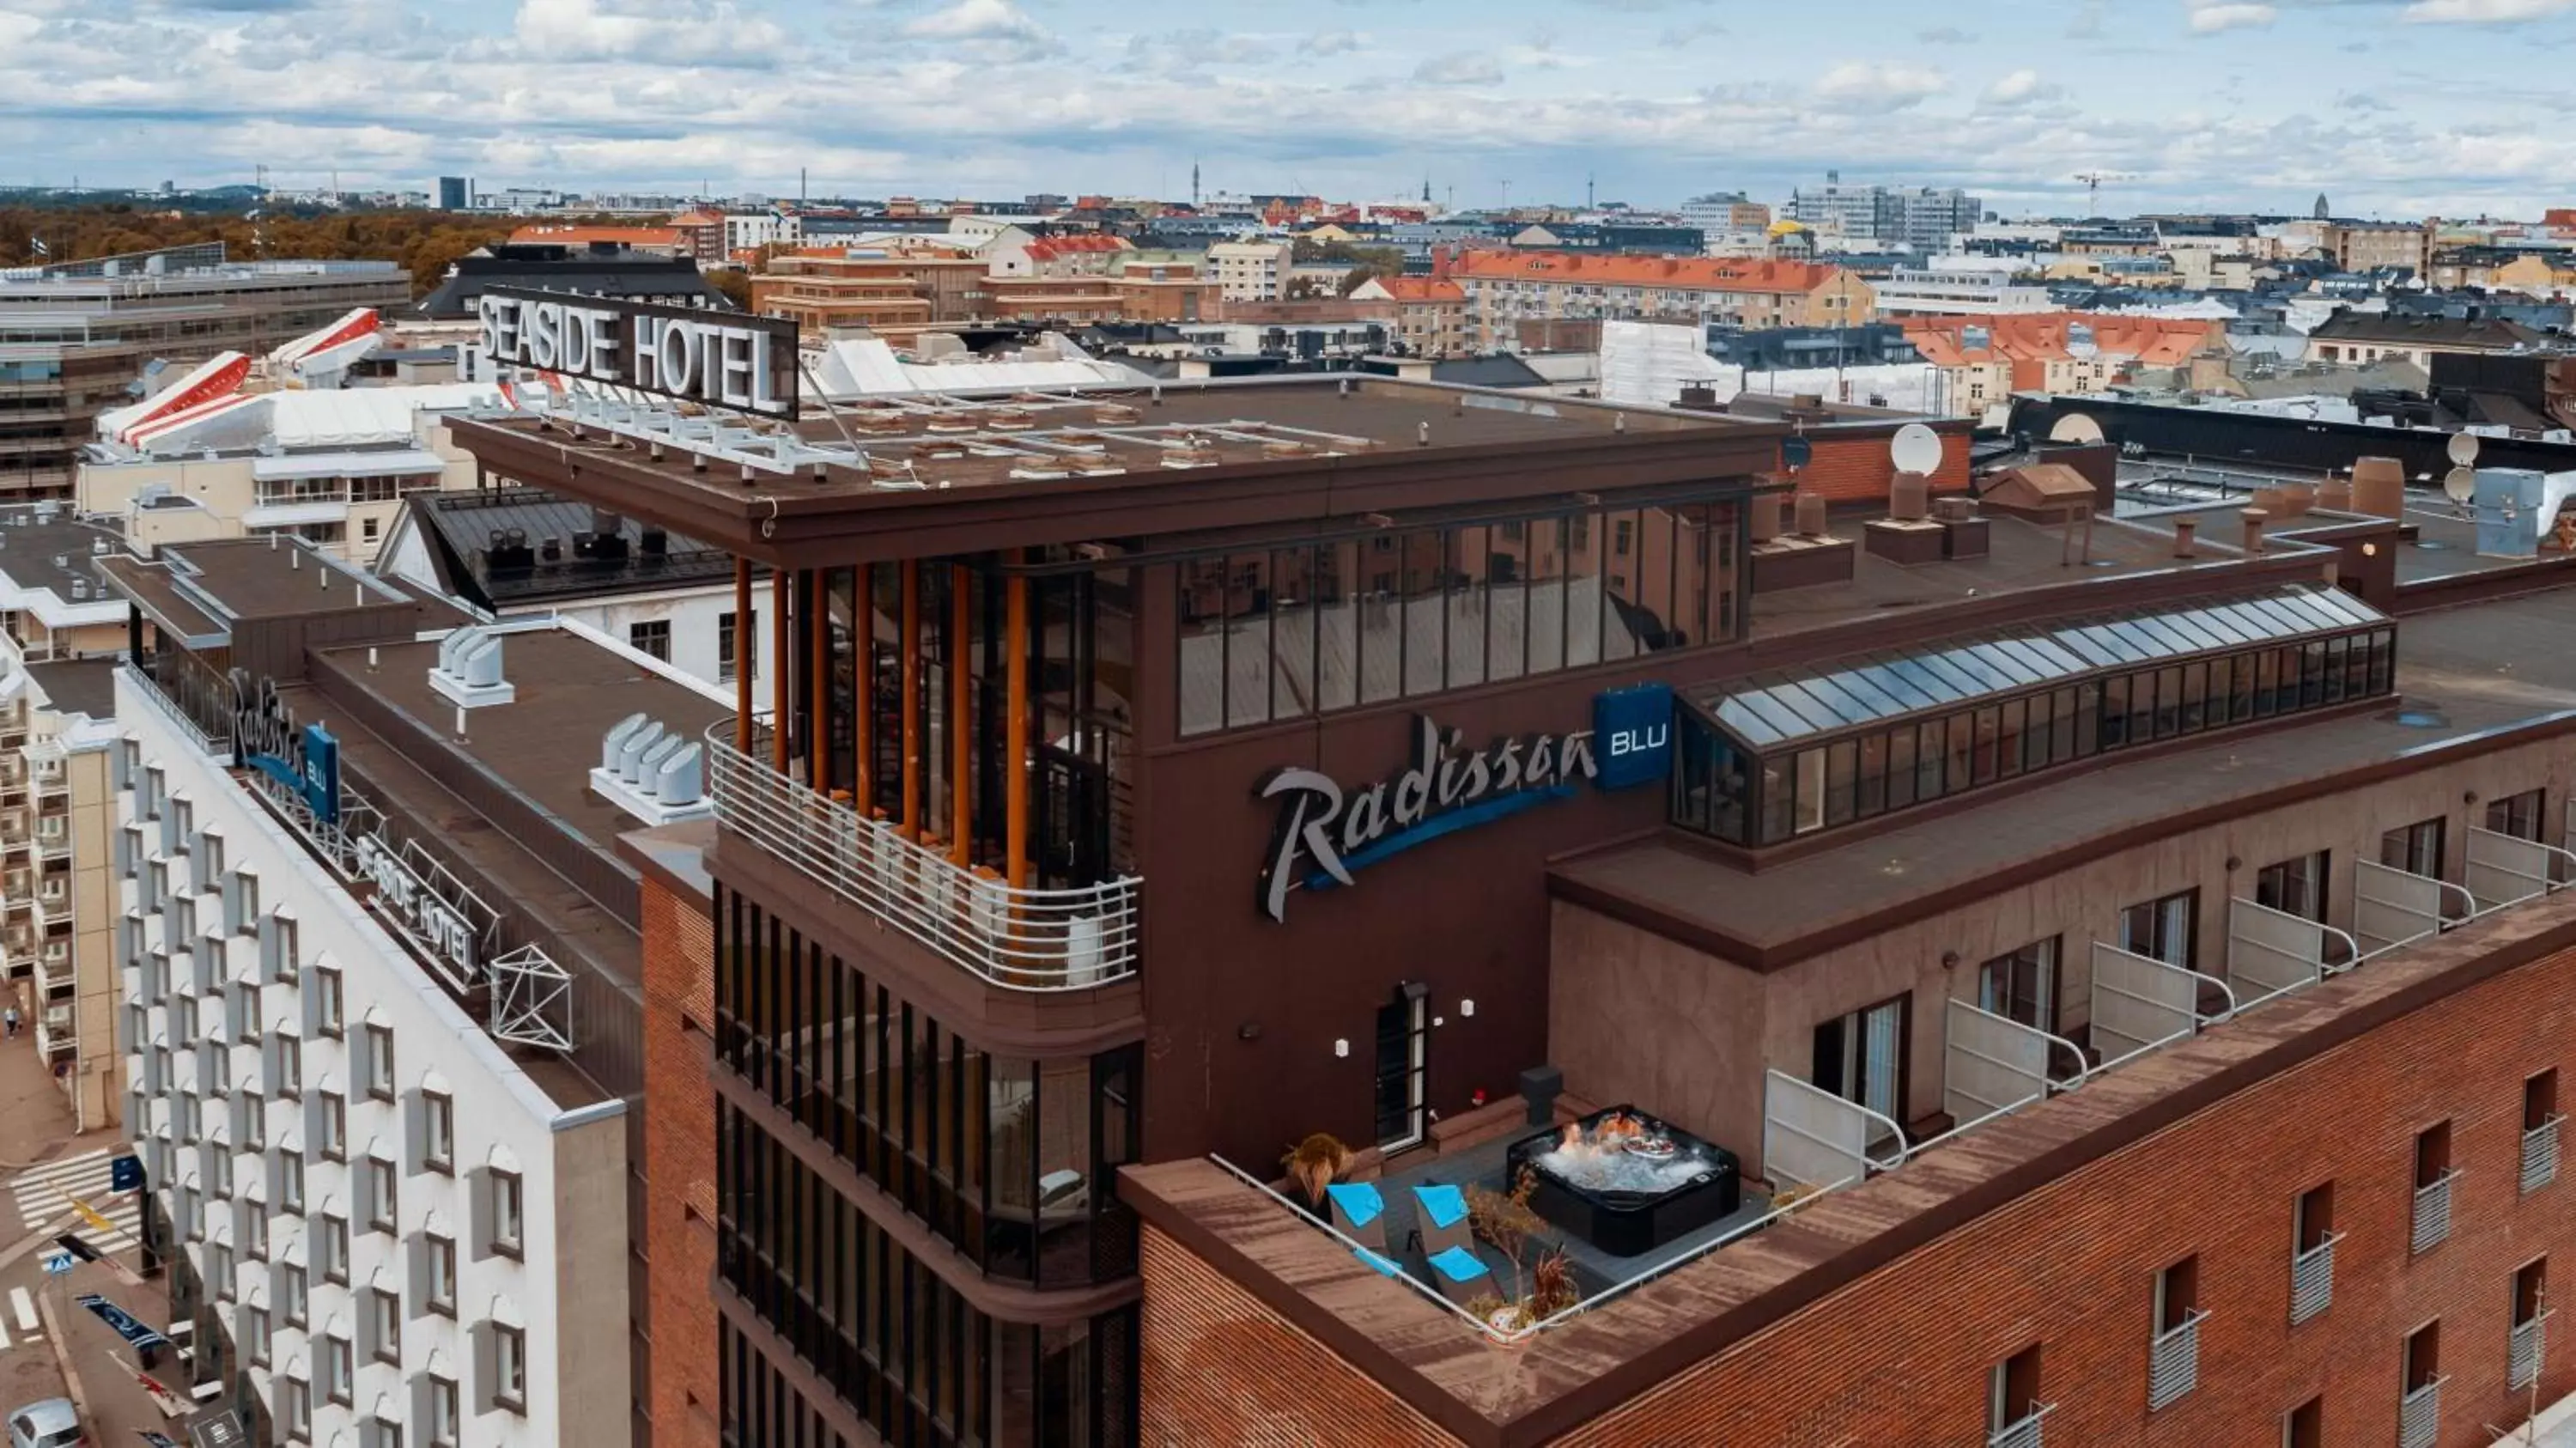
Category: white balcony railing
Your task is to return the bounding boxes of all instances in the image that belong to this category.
[2397,1378,2443,1448]
[2291,1236,2338,1325]
[2147,1311,2205,1409]
[2512,1316,2547,1391]
[2524,1116,2563,1195]
[1988,1404,2053,1448]
[703,724,1139,991]
[2411,1171,2458,1254]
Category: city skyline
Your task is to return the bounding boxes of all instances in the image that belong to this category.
[0,0,2572,217]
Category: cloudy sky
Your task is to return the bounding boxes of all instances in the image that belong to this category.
[1,0,2572,216]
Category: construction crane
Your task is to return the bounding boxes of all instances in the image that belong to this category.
[2074,171,2139,217]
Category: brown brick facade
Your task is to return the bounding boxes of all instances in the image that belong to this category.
[642,874,722,1448]
[1793,429,1970,507]
[1139,1226,1465,1448]
[1140,938,2576,1447]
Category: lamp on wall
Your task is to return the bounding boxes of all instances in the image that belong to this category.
[1334,1038,1349,1059]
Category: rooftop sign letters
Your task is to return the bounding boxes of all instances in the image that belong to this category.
[478,286,798,419]
[1256,684,1674,922]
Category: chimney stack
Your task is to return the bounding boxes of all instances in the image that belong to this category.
[2240,507,2268,556]
[1748,490,1784,543]
[2353,456,2406,519]
[1794,491,1828,538]
[2173,518,2197,557]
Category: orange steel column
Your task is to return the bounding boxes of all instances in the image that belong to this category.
[732,558,752,751]
[808,568,831,795]
[1005,569,1030,887]
[769,568,790,772]
[949,564,971,867]
[900,561,921,840]
[853,564,872,816]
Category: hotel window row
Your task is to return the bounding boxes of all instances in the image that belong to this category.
[1177,496,1745,735]
[714,890,1142,1287]
[718,1104,1139,1448]
[1675,588,2395,848]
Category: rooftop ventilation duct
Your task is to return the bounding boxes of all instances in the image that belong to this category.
[588,712,714,825]
[428,625,515,709]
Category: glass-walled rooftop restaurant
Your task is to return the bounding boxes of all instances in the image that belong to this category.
[1671,585,2397,849]
[709,487,1748,986]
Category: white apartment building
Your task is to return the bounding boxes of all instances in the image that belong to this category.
[1207,240,1295,302]
[78,386,503,567]
[1871,262,2056,317]
[115,668,630,1447]
[723,210,804,256]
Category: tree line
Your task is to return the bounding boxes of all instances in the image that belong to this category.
[0,205,555,298]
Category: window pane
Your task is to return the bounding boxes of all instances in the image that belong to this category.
[1402,530,1447,697]
[1826,741,1857,827]
[1886,728,1918,810]
[1997,697,2026,779]
[1270,546,1315,720]
[1176,563,1224,736]
[1856,733,1888,818]
[1445,527,1490,691]
[1795,749,1826,835]
[1526,517,1571,676]
[1917,719,1947,799]
[1563,512,1605,670]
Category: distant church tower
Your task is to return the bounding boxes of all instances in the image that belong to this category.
[1423,175,1432,204]
[2314,192,2330,220]
[1192,161,1200,208]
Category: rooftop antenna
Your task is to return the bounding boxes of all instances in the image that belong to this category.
[1587,173,1595,211]
[2074,171,2138,218]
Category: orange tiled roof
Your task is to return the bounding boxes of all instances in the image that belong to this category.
[1446,249,1844,295]
[1025,234,1133,261]
[508,224,683,247]
[1901,312,2225,369]
[669,208,726,227]
[1374,277,1465,302]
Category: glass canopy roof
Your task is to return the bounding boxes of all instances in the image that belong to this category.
[1694,584,2389,748]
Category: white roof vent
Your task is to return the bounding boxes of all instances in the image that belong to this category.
[427,625,515,709]
[587,712,713,825]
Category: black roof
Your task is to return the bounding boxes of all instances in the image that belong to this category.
[26,659,116,721]
[2308,308,2545,350]
[1427,355,1546,388]
[416,250,730,319]
[396,486,738,609]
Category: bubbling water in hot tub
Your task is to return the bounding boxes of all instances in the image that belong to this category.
[1532,1110,1716,1196]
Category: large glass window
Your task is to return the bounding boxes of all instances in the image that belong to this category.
[1176,496,1743,736]
[714,890,1141,1290]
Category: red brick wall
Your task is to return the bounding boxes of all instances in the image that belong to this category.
[1139,1226,1467,1448]
[641,877,721,1448]
[1792,429,1971,506]
[1143,939,2576,1447]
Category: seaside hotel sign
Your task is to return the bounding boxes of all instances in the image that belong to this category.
[1255,683,1674,922]
[477,286,799,419]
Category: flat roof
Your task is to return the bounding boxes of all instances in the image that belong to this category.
[1746,512,2224,642]
[1558,587,2576,964]
[462,374,1750,502]
[160,537,410,621]
[26,659,117,721]
[321,627,732,850]
[0,504,124,603]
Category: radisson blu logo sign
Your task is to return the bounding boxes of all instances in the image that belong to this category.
[1255,683,1673,922]
[233,672,341,827]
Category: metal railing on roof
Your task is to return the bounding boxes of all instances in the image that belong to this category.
[705,722,1139,991]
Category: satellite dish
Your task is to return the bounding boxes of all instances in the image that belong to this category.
[2049,413,2105,445]
[2444,466,2477,503]
[2447,432,2481,467]
[1889,423,1942,476]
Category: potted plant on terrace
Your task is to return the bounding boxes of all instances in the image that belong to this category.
[1282,1133,1352,1210]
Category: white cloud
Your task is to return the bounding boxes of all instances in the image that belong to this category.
[1299,28,1362,56]
[513,0,787,64]
[2188,2,2278,31]
[1811,62,1947,111]
[1917,26,1977,43]
[2403,0,2576,19]
[902,0,1038,40]
[1413,50,1503,85]
[1986,69,2048,103]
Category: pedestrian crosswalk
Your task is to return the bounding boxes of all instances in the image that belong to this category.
[4,1146,142,1249]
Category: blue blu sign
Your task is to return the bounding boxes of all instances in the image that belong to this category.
[1255,687,1677,922]
[232,673,340,826]
[1592,683,1674,790]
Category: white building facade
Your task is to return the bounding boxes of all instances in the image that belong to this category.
[114,674,629,1448]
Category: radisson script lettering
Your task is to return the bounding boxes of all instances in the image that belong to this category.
[1258,716,1599,923]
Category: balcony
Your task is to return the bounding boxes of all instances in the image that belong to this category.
[2523,1116,2562,1195]
[2290,1237,2337,1324]
[2510,1316,2548,1392]
[703,723,1139,991]
[2410,1171,2458,1254]
[2146,1311,2204,1409]
[2397,1379,2442,1448]
[1988,1405,2053,1448]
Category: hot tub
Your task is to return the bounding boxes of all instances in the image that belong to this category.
[1504,1104,1741,1258]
